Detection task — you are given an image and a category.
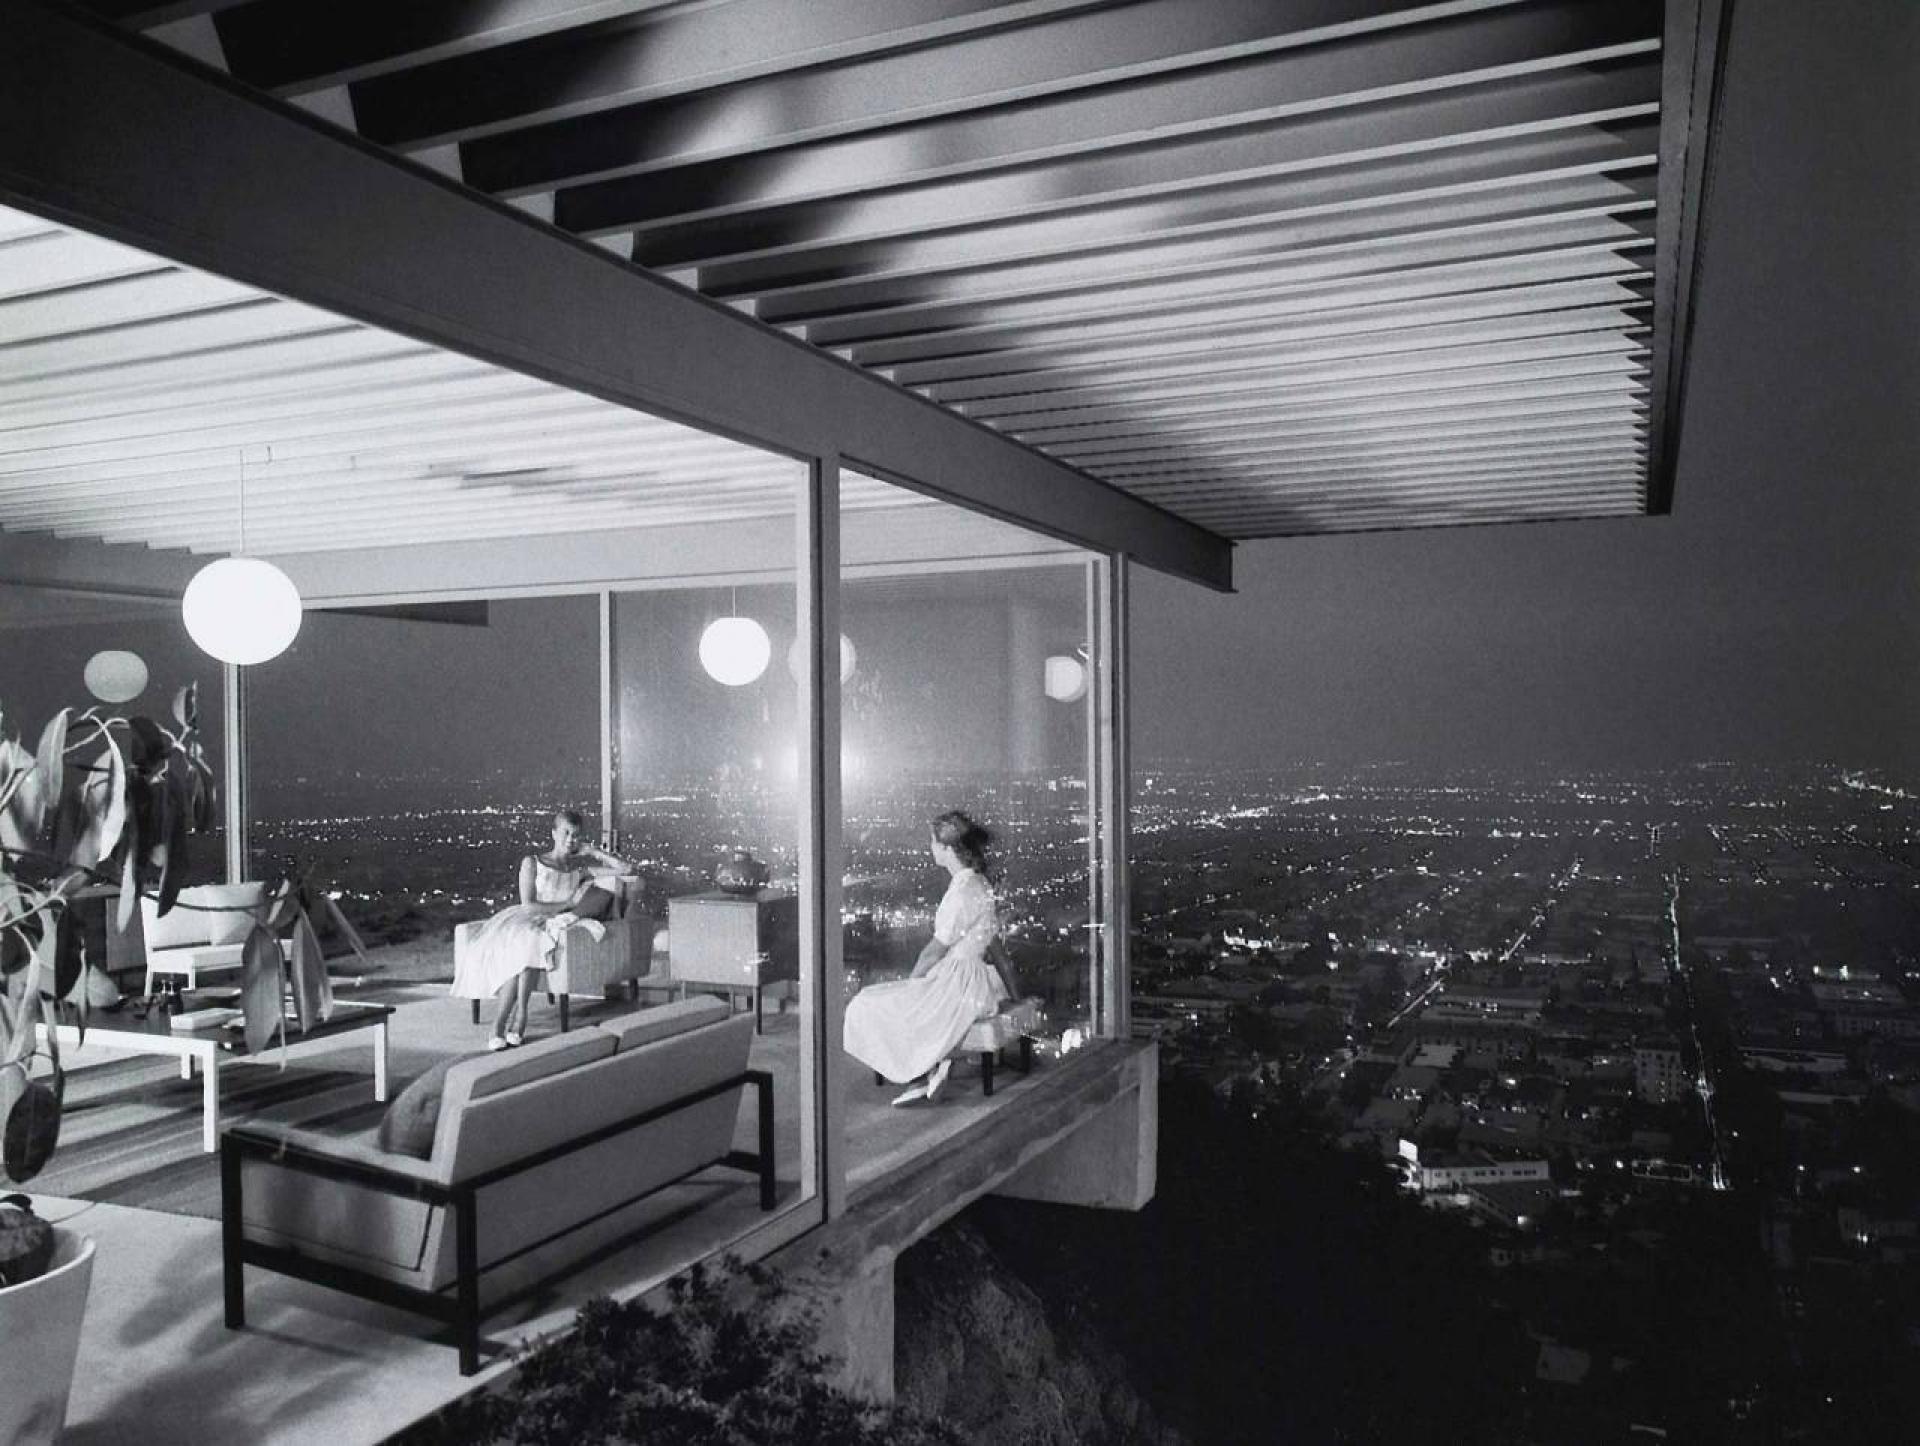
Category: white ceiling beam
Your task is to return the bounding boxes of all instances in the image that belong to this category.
[846,243,1652,367]
[621,64,1659,265]
[0,264,258,343]
[746,175,1658,322]
[928,303,1648,404]
[1066,415,1646,472]
[1009,376,1647,445]
[693,121,1660,296]
[804,215,1655,347]
[890,276,1652,387]
[0,301,358,383]
[957,330,1648,421]
[1045,396,1648,463]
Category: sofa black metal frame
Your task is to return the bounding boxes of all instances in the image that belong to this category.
[221,1068,774,1374]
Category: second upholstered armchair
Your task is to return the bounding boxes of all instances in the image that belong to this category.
[454,875,662,1032]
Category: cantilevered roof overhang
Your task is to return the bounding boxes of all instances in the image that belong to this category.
[3,0,1725,573]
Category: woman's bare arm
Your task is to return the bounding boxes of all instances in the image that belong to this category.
[909,934,948,979]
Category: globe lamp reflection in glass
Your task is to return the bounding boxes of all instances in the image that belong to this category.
[1043,654,1088,703]
[698,615,771,686]
[82,650,148,704]
[785,632,857,685]
[181,557,303,665]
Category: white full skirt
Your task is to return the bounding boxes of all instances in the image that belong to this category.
[844,953,1006,1084]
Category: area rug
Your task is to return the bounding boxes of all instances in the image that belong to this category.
[32,1044,405,1220]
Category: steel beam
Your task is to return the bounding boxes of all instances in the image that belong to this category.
[546,1,1658,214]
[0,1,1230,589]
[462,0,1523,189]
[690,121,1660,294]
[354,0,1108,148]
[617,63,1660,265]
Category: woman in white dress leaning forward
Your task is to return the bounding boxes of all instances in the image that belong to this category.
[845,810,1008,1105]
[450,808,628,1051]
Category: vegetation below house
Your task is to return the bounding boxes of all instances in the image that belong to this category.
[394,1260,961,1446]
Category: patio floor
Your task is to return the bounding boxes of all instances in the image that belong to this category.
[32,954,1050,1444]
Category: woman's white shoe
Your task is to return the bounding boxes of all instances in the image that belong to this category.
[924,1058,952,1101]
[891,1084,927,1107]
[504,1029,524,1048]
[487,1035,509,1053]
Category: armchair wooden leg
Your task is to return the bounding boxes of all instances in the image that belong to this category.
[470,999,480,1026]
[981,1050,996,1097]
[1019,1035,1035,1074]
[558,994,570,1033]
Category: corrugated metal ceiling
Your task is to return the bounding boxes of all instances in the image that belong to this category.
[54,0,1722,540]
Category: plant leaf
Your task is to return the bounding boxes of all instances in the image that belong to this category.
[4,1076,62,1184]
[33,710,68,826]
[0,736,48,856]
[116,824,140,935]
[51,909,82,1003]
[173,682,198,731]
[240,924,283,1054]
[0,1064,24,1184]
[290,908,330,1028]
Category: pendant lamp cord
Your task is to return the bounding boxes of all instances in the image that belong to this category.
[236,446,247,557]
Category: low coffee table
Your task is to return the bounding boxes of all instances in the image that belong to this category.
[40,996,392,1154]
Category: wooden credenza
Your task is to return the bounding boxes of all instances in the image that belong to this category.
[665,889,800,1032]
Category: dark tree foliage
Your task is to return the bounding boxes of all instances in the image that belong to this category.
[968,1078,1528,1445]
[397,1259,963,1446]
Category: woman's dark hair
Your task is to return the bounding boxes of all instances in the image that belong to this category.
[932,809,995,878]
[554,808,586,830]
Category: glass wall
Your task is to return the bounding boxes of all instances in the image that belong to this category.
[838,471,1113,1058]
[244,595,600,947]
[239,448,818,1225]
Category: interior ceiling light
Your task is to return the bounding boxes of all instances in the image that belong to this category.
[699,590,770,686]
[82,650,147,704]
[182,447,302,665]
[787,633,858,685]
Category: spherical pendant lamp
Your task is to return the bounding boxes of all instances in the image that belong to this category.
[182,557,304,665]
[1043,654,1088,703]
[182,447,303,666]
[699,615,771,686]
[82,650,149,704]
[786,633,858,685]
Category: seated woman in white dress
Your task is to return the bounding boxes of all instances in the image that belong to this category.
[449,809,628,1050]
[844,810,1008,1105]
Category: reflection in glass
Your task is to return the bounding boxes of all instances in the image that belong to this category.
[838,474,1110,1055]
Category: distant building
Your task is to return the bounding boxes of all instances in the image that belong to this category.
[1633,1038,1688,1104]
[1398,1141,1550,1195]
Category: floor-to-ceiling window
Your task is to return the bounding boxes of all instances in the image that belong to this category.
[838,470,1117,1060]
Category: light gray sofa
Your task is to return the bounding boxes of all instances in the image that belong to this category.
[220,995,772,1373]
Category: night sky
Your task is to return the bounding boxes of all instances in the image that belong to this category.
[1131,0,1919,775]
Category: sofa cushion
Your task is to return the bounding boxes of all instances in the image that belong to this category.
[376,1056,463,1159]
[598,995,729,1052]
[144,881,267,950]
[454,1029,616,1104]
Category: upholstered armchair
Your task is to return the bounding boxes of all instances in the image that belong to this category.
[454,877,662,1031]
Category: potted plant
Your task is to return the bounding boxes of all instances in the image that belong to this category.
[0,685,216,1443]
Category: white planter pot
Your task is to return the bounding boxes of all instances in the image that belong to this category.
[0,1228,95,1445]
